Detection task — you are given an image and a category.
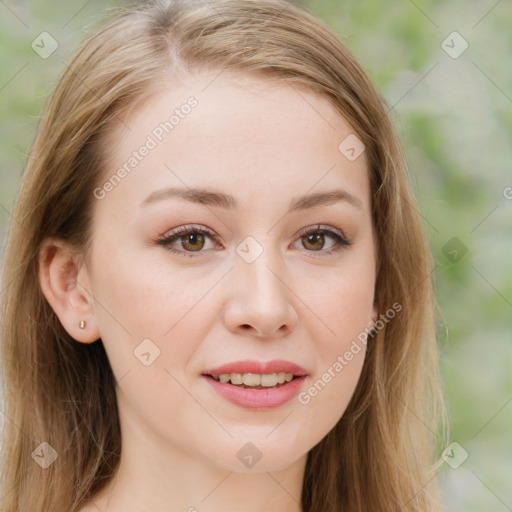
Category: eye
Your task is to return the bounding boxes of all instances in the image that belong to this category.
[157,223,353,258]
[293,225,353,255]
[157,224,221,258]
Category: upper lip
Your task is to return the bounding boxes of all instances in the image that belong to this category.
[204,359,308,377]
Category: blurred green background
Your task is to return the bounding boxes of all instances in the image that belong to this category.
[1,0,511,510]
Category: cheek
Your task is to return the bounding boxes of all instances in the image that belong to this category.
[293,254,374,419]
[88,243,227,378]
[88,246,221,446]
[304,254,375,350]
[292,280,370,445]
[292,347,366,453]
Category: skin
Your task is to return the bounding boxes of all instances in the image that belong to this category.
[39,70,377,512]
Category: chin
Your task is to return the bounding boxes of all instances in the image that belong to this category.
[203,435,310,474]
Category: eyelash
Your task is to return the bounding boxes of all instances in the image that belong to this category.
[156,224,353,258]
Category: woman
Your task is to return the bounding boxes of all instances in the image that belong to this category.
[0,0,446,510]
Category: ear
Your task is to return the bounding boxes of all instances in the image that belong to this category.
[38,237,100,343]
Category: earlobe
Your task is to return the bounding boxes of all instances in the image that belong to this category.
[38,237,100,344]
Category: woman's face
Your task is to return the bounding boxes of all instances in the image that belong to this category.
[83,71,377,472]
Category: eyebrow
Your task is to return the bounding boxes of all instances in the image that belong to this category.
[140,186,364,211]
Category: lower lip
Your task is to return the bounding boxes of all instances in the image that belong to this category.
[203,375,306,409]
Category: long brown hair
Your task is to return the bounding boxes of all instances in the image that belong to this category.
[0,0,446,510]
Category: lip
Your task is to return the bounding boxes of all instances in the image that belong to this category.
[202,359,308,410]
[204,359,308,377]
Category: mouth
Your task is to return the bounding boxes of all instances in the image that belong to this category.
[202,360,308,409]
[206,372,298,389]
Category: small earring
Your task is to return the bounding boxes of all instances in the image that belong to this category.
[79,320,87,329]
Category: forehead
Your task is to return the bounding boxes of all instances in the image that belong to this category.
[95,70,370,215]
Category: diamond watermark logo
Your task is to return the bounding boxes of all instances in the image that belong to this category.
[31,442,58,469]
[133,338,161,366]
[31,32,58,59]
[441,32,468,59]
[236,442,262,468]
[338,134,365,161]
[442,442,469,469]
[442,236,468,263]
[236,236,264,264]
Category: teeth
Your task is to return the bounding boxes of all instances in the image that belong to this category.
[242,373,261,386]
[214,372,295,386]
[230,373,243,385]
[260,373,278,387]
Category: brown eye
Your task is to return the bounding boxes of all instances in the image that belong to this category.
[294,225,353,256]
[158,225,220,258]
[180,232,205,251]
[302,232,326,251]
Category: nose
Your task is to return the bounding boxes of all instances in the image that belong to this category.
[222,246,298,339]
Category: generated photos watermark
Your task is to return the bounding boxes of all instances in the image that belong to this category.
[93,96,198,200]
[298,301,402,405]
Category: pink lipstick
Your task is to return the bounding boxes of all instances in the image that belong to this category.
[202,360,307,409]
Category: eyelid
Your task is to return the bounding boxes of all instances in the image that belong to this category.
[159,224,218,241]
